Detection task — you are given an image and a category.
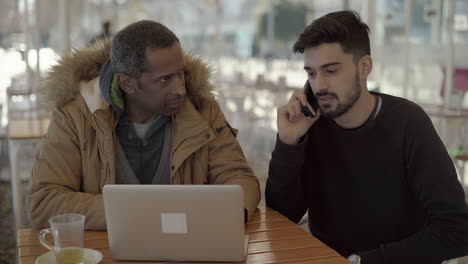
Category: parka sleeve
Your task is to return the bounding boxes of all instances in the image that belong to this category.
[26,107,106,230]
[205,101,261,221]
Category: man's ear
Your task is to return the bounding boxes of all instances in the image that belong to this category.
[359,55,373,80]
[117,73,137,94]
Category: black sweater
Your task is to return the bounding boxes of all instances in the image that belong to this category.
[266,93,468,263]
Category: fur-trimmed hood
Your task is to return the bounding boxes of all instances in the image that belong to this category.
[39,39,215,110]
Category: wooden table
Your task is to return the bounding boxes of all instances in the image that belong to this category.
[17,208,349,264]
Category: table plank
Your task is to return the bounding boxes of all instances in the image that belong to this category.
[248,237,325,254]
[256,207,278,214]
[18,256,37,264]
[19,245,48,258]
[18,228,40,237]
[18,229,107,239]
[20,256,177,264]
[248,212,286,223]
[249,228,312,243]
[101,261,232,264]
[282,257,350,264]
[18,237,109,249]
[246,246,339,264]
[98,248,112,259]
[245,220,298,233]
[86,256,349,264]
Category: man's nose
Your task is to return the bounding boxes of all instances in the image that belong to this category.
[172,75,186,96]
[314,73,328,92]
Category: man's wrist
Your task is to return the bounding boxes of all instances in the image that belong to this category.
[278,135,300,145]
[347,254,361,264]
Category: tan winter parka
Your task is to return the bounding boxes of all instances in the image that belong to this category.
[26,40,260,230]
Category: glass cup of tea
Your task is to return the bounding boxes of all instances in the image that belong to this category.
[38,214,85,264]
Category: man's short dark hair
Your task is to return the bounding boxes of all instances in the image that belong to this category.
[293,10,370,60]
[111,20,179,77]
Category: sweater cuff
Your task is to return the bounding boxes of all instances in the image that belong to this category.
[271,134,306,166]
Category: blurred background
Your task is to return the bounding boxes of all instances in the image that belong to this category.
[1,0,468,263]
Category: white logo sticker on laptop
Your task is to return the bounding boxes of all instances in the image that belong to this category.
[161,213,188,234]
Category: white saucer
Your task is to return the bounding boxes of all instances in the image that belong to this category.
[35,248,103,264]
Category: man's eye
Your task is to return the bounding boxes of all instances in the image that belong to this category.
[160,76,171,82]
[326,70,336,74]
[308,72,315,77]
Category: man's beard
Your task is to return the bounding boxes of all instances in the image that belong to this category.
[318,73,361,119]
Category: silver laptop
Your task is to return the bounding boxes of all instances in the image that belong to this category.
[102,184,246,262]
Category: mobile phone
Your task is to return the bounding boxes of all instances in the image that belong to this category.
[301,81,319,117]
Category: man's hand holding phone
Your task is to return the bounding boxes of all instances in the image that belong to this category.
[277,90,320,145]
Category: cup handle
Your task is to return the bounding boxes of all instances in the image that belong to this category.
[39,228,54,252]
